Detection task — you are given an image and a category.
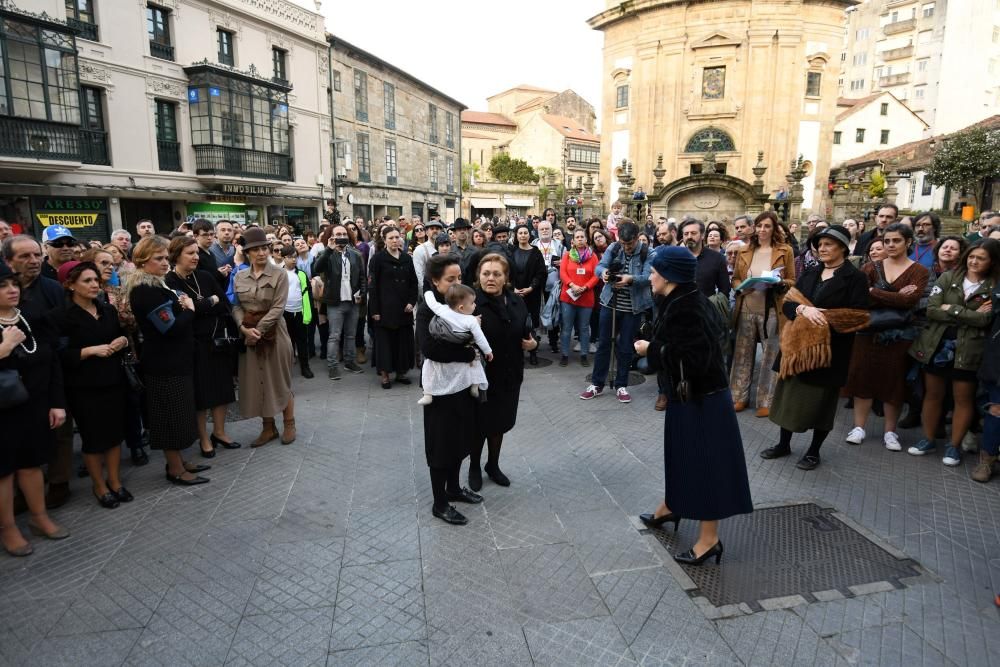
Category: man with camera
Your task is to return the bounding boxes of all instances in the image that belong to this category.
[579,220,653,404]
[312,224,366,380]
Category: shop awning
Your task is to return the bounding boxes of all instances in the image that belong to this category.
[470,197,504,209]
[503,197,534,207]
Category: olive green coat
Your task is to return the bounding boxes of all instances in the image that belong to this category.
[909,271,995,372]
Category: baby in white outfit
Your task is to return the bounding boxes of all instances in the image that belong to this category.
[419,284,493,405]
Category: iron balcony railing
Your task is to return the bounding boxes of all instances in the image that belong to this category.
[157,140,182,171]
[0,117,81,161]
[193,145,292,180]
[150,41,175,61]
[80,129,110,165]
[67,17,99,42]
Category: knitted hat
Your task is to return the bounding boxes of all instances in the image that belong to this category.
[649,245,697,284]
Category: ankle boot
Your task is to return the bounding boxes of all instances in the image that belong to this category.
[356,347,367,364]
[300,363,314,379]
[971,451,998,483]
[251,418,279,448]
[281,419,296,445]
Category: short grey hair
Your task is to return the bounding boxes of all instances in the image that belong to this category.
[111,229,132,241]
[2,234,39,261]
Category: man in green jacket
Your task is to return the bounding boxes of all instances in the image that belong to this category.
[281,246,314,378]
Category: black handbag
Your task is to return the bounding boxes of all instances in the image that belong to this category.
[212,315,241,352]
[865,262,913,332]
[0,368,29,409]
[121,351,144,393]
[675,359,691,403]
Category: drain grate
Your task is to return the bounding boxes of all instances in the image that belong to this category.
[644,502,923,611]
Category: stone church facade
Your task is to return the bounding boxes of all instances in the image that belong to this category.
[588,0,857,220]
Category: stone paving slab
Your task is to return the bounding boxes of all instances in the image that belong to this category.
[2,349,1000,665]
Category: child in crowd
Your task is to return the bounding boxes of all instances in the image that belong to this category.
[418,283,493,405]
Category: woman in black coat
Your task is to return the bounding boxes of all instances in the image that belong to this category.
[469,252,537,491]
[369,227,418,388]
[509,224,546,363]
[51,262,131,509]
[416,254,483,526]
[0,261,69,556]
[634,246,752,566]
[763,225,870,470]
[165,236,240,458]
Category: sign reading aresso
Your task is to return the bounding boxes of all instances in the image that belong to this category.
[30,196,110,243]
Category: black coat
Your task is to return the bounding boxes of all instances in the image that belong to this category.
[475,288,532,435]
[645,286,728,399]
[368,250,418,329]
[509,246,546,326]
[978,283,1000,385]
[49,300,126,390]
[128,282,195,377]
[165,269,232,341]
[779,262,869,387]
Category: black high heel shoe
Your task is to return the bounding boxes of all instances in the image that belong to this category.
[674,541,723,566]
[210,434,242,449]
[94,490,120,509]
[639,512,680,531]
[200,443,216,459]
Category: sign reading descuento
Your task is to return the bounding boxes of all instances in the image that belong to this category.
[30,197,110,243]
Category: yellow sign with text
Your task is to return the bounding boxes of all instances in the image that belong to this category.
[36,212,100,229]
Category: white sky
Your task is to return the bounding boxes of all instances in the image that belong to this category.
[304,0,607,117]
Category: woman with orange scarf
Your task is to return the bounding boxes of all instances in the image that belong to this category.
[761,226,869,470]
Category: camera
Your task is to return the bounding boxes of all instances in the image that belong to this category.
[606,256,624,282]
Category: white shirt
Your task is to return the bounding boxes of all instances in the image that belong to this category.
[532,237,563,271]
[340,253,352,301]
[413,240,435,287]
[285,268,303,313]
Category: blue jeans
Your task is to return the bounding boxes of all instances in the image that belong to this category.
[984,382,1000,457]
[591,306,639,389]
[326,301,359,369]
[560,301,592,356]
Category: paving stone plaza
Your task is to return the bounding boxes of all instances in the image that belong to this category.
[2,353,1000,666]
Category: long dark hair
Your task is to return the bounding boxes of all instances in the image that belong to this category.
[956,238,1000,282]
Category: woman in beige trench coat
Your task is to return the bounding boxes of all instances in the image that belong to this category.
[232,227,296,446]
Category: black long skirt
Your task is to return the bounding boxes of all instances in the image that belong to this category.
[663,389,753,521]
[144,374,198,451]
[192,338,236,411]
[478,379,520,436]
[423,390,477,469]
[68,385,126,454]
[0,395,53,477]
[372,324,415,374]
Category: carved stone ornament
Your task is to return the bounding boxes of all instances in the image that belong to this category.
[316,47,329,75]
[209,10,240,34]
[146,77,186,99]
[139,0,177,8]
[266,30,293,52]
[79,61,111,85]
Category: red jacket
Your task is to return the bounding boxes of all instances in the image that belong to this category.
[559,249,600,308]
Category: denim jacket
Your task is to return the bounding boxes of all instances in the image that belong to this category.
[595,241,653,313]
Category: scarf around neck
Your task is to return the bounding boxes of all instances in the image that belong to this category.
[569,246,592,264]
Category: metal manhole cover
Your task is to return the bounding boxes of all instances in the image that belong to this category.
[643,502,924,613]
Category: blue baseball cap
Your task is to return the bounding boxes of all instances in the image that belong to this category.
[42,225,76,243]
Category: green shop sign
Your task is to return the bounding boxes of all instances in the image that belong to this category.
[30,196,110,242]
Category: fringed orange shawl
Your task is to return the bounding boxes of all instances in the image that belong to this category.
[778,287,870,379]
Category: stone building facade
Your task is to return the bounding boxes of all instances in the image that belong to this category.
[329,36,464,224]
[0,0,332,240]
[838,0,1000,135]
[588,0,856,218]
[461,85,599,219]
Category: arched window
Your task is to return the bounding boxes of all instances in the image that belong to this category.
[684,127,735,153]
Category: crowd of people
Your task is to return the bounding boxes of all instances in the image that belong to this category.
[0,202,997,566]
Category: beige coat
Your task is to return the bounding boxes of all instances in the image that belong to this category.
[232,262,292,418]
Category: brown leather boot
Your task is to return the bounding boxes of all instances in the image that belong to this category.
[281,419,296,445]
[971,451,998,483]
[251,418,279,448]
[356,347,367,364]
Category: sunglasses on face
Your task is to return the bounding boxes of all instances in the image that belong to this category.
[48,239,75,248]
[414,228,424,232]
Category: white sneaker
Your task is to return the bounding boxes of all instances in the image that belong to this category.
[589,343,597,353]
[883,432,902,451]
[845,427,866,445]
[572,341,581,352]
